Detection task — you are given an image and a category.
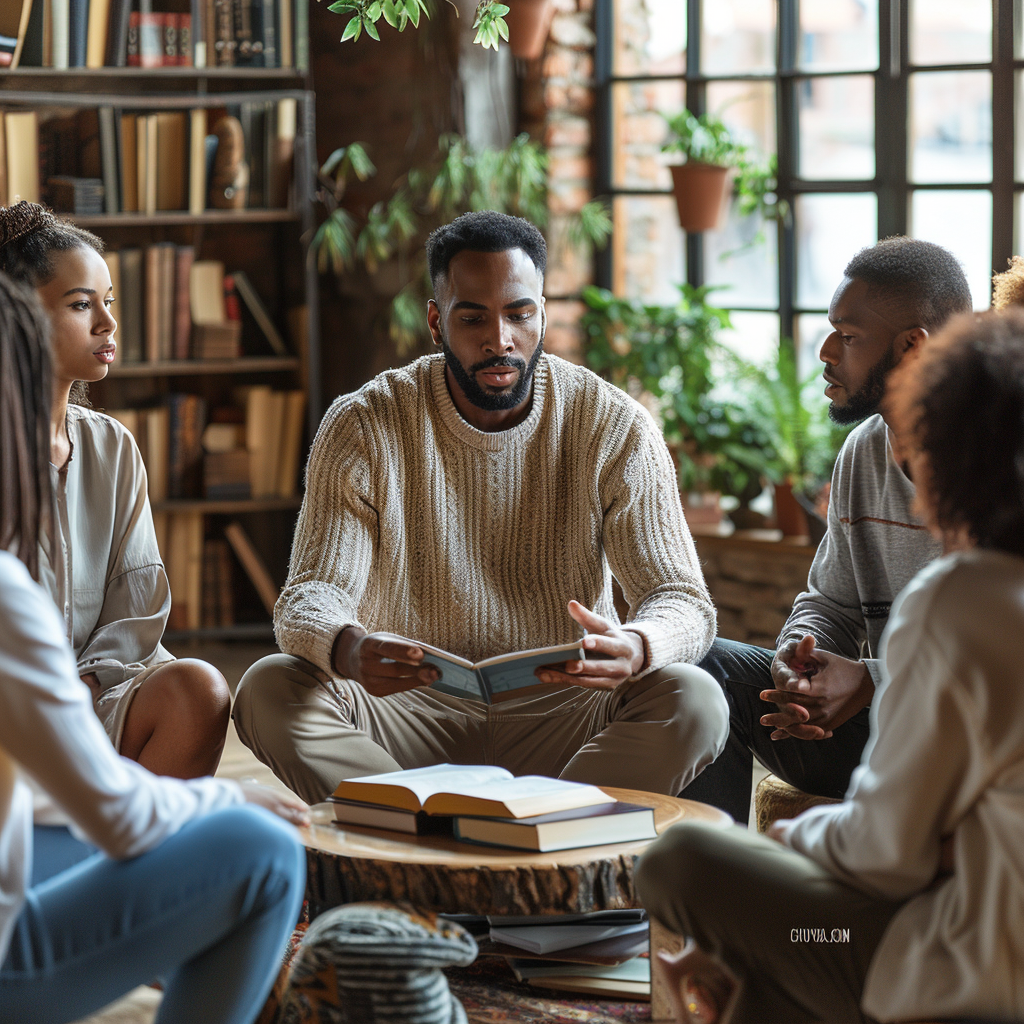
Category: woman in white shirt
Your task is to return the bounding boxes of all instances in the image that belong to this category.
[637,310,1024,1024]
[0,201,230,780]
[0,272,309,1022]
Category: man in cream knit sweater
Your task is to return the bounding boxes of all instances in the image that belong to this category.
[233,212,728,804]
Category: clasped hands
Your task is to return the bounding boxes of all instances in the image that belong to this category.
[761,635,875,741]
[333,600,645,698]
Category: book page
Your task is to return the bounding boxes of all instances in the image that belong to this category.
[423,775,609,817]
[477,641,585,697]
[334,763,514,810]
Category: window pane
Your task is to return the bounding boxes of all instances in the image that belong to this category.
[909,71,992,184]
[910,190,991,310]
[701,0,775,76]
[611,195,685,303]
[610,80,687,190]
[704,203,778,309]
[797,0,878,72]
[613,0,685,76]
[795,313,831,380]
[796,193,878,308]
[717,311,780,366]
[706,80,776,157]
[910,0,991,66]
[797,75,875,180]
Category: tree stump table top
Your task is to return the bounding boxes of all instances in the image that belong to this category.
[299,788,730,919]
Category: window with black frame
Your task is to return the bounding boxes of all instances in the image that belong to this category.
[595,0,1012,373]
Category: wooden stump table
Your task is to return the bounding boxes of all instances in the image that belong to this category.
[299,787,730,1022]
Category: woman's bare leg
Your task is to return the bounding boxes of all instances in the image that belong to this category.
[120,659,230,778]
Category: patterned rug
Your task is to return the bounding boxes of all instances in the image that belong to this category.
[260,912,650,1024]
[447,958,650,1024]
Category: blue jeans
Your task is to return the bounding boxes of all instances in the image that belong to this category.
[680,638,871,824]
[0,807,305,1024]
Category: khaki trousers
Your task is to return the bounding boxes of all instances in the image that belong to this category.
[232,654,729,804]
[636,821,905,1024]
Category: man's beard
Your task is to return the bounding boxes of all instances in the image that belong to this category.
[828,344,898,425]
[440,331,544,412]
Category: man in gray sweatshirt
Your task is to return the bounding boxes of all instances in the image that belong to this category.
[682,237,973,823]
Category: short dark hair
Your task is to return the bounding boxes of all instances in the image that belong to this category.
[887,308,1024,558]
[844,236,973,331]
[426,211,547,290]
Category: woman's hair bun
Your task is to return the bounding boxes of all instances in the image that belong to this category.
[0,201,55,250]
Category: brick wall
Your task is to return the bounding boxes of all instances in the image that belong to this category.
[693,533,817,649]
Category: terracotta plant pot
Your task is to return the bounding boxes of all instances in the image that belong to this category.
[504,0,557,60]
[772,480,810,539]
[669,162,730,233]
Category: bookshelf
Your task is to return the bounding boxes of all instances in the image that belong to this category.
[0,54,321,641]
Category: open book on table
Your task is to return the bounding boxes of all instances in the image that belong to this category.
[378,634,587,704]
[330,763,611,820]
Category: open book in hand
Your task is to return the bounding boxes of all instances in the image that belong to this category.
[331,763,611,819]
[380,634,588,704]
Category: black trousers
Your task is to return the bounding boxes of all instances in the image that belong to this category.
[680,638,871,824]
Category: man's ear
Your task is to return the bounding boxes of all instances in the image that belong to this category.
[898,325,928,355]
[426,299,442,347]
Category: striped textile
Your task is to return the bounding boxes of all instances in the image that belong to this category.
[278,902,478,1024]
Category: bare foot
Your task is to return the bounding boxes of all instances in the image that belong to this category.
[655,939,735,1024]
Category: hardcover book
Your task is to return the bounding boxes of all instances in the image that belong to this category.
[331,763,611,820]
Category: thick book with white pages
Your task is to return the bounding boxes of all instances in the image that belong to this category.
[378,633,587,704]
[454,800,657,852]
[331,763,611,819]
[488,920,649,956]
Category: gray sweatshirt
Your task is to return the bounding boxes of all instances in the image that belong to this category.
[777,414,942,683]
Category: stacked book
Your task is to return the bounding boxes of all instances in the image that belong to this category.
[329,763,658,853]
[445,910,651,1000]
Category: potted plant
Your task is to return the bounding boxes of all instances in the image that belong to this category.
[730,342,846,539]
[661,110,789,238]
[311,133,612,354]
[581,283,773,522]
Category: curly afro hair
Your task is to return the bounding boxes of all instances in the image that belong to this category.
[991,255,1024,311]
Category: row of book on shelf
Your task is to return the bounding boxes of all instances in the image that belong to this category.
[154,514,279,630]
[99,248,293,362]
[0,100,295,214]
[2,0,308,70]
[107,384,306,505]
[328,763,658,1000]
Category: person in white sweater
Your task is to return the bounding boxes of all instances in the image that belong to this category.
[636,309,1024,1023]
[234,211,728,803]
[0,272,309,1023]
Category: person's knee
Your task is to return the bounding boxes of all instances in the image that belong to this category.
[636,821,727,925]
[140,660,231,738]
[233,653,320,751]
[665,664,731,757]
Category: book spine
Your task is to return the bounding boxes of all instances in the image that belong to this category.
[98,106,119,213]
[177,13,192,65]
[260,0,275,67]
[51,0,69,68]
[230,0,252,65]
[173,246,195,360]
[138,11,163,67]
[67,0,86,66]
[162,12,178,66]
[191,0,206,66]
[105,0,131,66]
[126,10,140,65]
[213,0,233,65]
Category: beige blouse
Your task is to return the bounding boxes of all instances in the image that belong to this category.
[40,404,173,693]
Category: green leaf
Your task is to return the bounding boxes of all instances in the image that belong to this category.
[382,0,398,26]
[364,15,380,37]
[367,0,381,16]
[492,2,509,13]
[340,14,361,39]
[327,0,355,11]
[407,0,421,26]
[496,15,508,40]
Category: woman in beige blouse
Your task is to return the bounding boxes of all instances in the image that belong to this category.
[0,201,229,778]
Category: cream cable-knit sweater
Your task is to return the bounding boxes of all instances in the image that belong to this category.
[275,353,716,681]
